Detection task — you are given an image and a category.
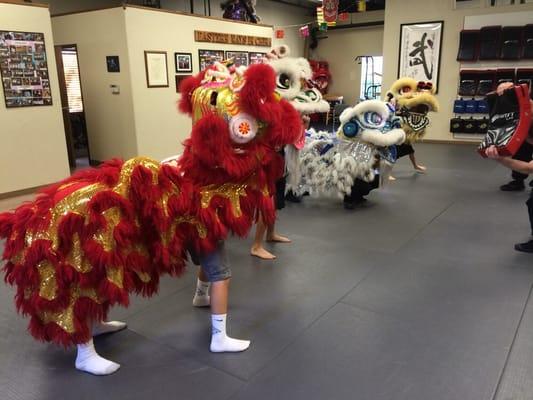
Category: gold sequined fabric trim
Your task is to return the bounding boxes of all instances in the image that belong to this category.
[66,234,92,273]
[37,261,57,301]
[200,182,248,218]
[106,266,124,289]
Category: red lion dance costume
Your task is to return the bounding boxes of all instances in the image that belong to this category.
[0,62,301,368]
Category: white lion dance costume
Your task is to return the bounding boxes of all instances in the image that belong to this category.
[264,46,330,194]
[299,100,406,199]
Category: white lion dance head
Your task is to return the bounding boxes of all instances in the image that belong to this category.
[300,99,406,197]
[265,45,330,115]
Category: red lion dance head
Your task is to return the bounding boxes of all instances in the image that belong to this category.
[178,61,302,186]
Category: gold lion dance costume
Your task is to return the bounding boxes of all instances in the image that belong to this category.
[0,61,302,372]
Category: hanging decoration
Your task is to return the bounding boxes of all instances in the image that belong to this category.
[357,0,366,12]
[319,22,328,32]
[338,12,349,22]
[322,0,339,26]
[316,6,324,25]
[275,29,285,39]
[299,25,310,38]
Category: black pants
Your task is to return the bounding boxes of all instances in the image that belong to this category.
[527,191,533,235]
[344,176,379,204]
[512,141,533,182]
[396,143,415,159]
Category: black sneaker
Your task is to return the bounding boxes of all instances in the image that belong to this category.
[500,180,525,191]
[343,197,367,210]
[514,240,533,253]
[285,191,302,203]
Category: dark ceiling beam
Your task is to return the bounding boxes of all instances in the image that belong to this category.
[328,20,384,30]
[267,0,316,11]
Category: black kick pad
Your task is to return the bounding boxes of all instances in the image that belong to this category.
[479,26,502,60]
[450,117,465,133]
[457,30,479,61]
[476,70,496,96]
[459,70,479,96]
[479,84,532,157]
[523,24,533,59]
[501,26,523,60]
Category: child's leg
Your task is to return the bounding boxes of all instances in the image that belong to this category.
[75,320,121,375]
[266,222,291,243]
[409,151,426,172]
[210,279,250,352]
[192,268,211,307]
[200,241,250,352]
[251,216,276,260]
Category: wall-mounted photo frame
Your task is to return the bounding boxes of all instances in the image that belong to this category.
[0,30,52,108]
[174,52,192,73]
[198,49,225,71]
[144,50,168,88]
[175,74,192,93]
[249,52,266,65]
[225,51,249,67]
[106,56,120,72]
[398,21,444,92]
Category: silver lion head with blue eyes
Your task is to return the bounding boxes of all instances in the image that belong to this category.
[338,100,406,147]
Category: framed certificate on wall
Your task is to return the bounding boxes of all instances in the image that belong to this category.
[144,50,169,88]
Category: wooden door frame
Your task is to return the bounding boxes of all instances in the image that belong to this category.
[54,44,75,168]
[55,44,92,166]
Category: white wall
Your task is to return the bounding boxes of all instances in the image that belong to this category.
[124,5,275,160]
[382,0,533,142]
[52,8,138,161]
[0,2,70,194]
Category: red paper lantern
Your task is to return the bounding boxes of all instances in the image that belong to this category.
[338,12,349,22]
[275,29,285,39]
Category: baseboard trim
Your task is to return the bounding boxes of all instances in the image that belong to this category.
[0,185,45,200]
[420,139,480,145]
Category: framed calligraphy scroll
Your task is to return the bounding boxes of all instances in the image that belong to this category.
[398,21,443,92]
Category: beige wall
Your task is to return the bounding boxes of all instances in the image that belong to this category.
[43,0,122,15]
[160,0,309,57]
[0,2,70,194]
[52,8,138,161]
[124,6,275,160]
[312,25,384,106]
[382,0,533,142]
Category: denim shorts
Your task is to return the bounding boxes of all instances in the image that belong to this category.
[189,241,231,282]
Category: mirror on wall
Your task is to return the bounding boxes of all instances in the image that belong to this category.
[454,0,482,9]
[487,0,531,6]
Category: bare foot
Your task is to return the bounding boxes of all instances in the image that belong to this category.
[388,175,397,181]
[251,246,276,260]
[414,164,427,173]
[266,233,291,243]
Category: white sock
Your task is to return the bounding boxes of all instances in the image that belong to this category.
[92,320,127,336]
[75,339,120,375]
[192,279,211,307]
[210,314,250,353]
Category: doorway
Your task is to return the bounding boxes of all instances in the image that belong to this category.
[54,44,91,170]
[358,55,383,101]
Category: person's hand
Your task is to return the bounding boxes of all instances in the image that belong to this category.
[496,82,513,95]
[485,145,501,159]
